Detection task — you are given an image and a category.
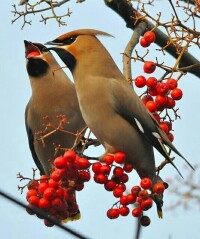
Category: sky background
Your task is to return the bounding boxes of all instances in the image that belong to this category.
[0,1,200,239]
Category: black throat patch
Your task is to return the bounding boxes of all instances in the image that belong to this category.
[27,58,49,77]
[48,48,76,72]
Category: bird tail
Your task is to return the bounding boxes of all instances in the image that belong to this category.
[157,126,194,171]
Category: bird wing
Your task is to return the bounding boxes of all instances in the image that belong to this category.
[25,103,46,175]
[109,78,193,175]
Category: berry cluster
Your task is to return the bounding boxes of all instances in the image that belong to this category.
[26,150,91,227]
[136,77,182,142]
[23,150,166,227]
[91,153,165,226]
[106,178,164,226]
[135,31,183,142]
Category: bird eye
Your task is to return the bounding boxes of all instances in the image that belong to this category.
[63,36,77,45]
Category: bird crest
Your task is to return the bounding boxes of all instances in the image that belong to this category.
[56,29,114,41]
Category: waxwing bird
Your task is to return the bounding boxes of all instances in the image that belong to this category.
[24,41,86,221]
[45,29,194,216]
[24,41,86,174]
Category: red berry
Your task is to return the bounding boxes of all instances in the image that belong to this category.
[143,31,156,44]
[114,152,126,164]
[40,175,49,183]
[78,171,91,182]
[135,75,147,88]
[132,207,142,217]
[120,195,128,205]
[137,196,143,204]
[119,206,130,216]
[67,169,79,181]
[107,208,119,219]
[63,150,76,161]
[51,197,63,210]
[156,104,166,112]
[51,169,65,181]
[100,165,111,175]
[140,178,152,189]
[38,183,48,194]
[146,77,158,88]
[117,183,126,192]
[141,95,153,105]
[159,122,169,134]
[28,195,39,206]
[156,82,169,95]
[153,182,165,194]
[140,37,150,47]
[166,78,178,90]
[43,187,56,200]
[75,157,90,169]
[54,156,67,169]
[113,187,123,198]
[146,101,157,112]
[143,61,156,74]
[138,190,149,199]
[39,198,51,209]
[126,193,136,204]
[155,95,167,106]
[94,173,107,184]
[74,183,84,191]
[103,154,114,165]
[140,215,151,226]
[123,163,134,173]
[44,219,54,227]
[26,189,38,200]
[168,132,174,142]
[120,173,129,183]
[171,88,183,100]
[104,180,116,191]
[113,167,124,177]
[92,162,102,174]
[56,188,65,198]
[166,97,176,109]
[148,87,157,96]
[48,179,59,189]
[131,186,141,196]
[140,198,153,211]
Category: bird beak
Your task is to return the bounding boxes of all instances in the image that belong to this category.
[24,40,41,59]
[45,41,63,46]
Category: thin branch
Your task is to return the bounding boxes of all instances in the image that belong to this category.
[134,219,142,239]
[123,21,147,85]
[0,189,90,239]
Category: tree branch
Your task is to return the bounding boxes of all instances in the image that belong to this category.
[134,219,142,239]
[104,0,200,78]
[123,21,147,84]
